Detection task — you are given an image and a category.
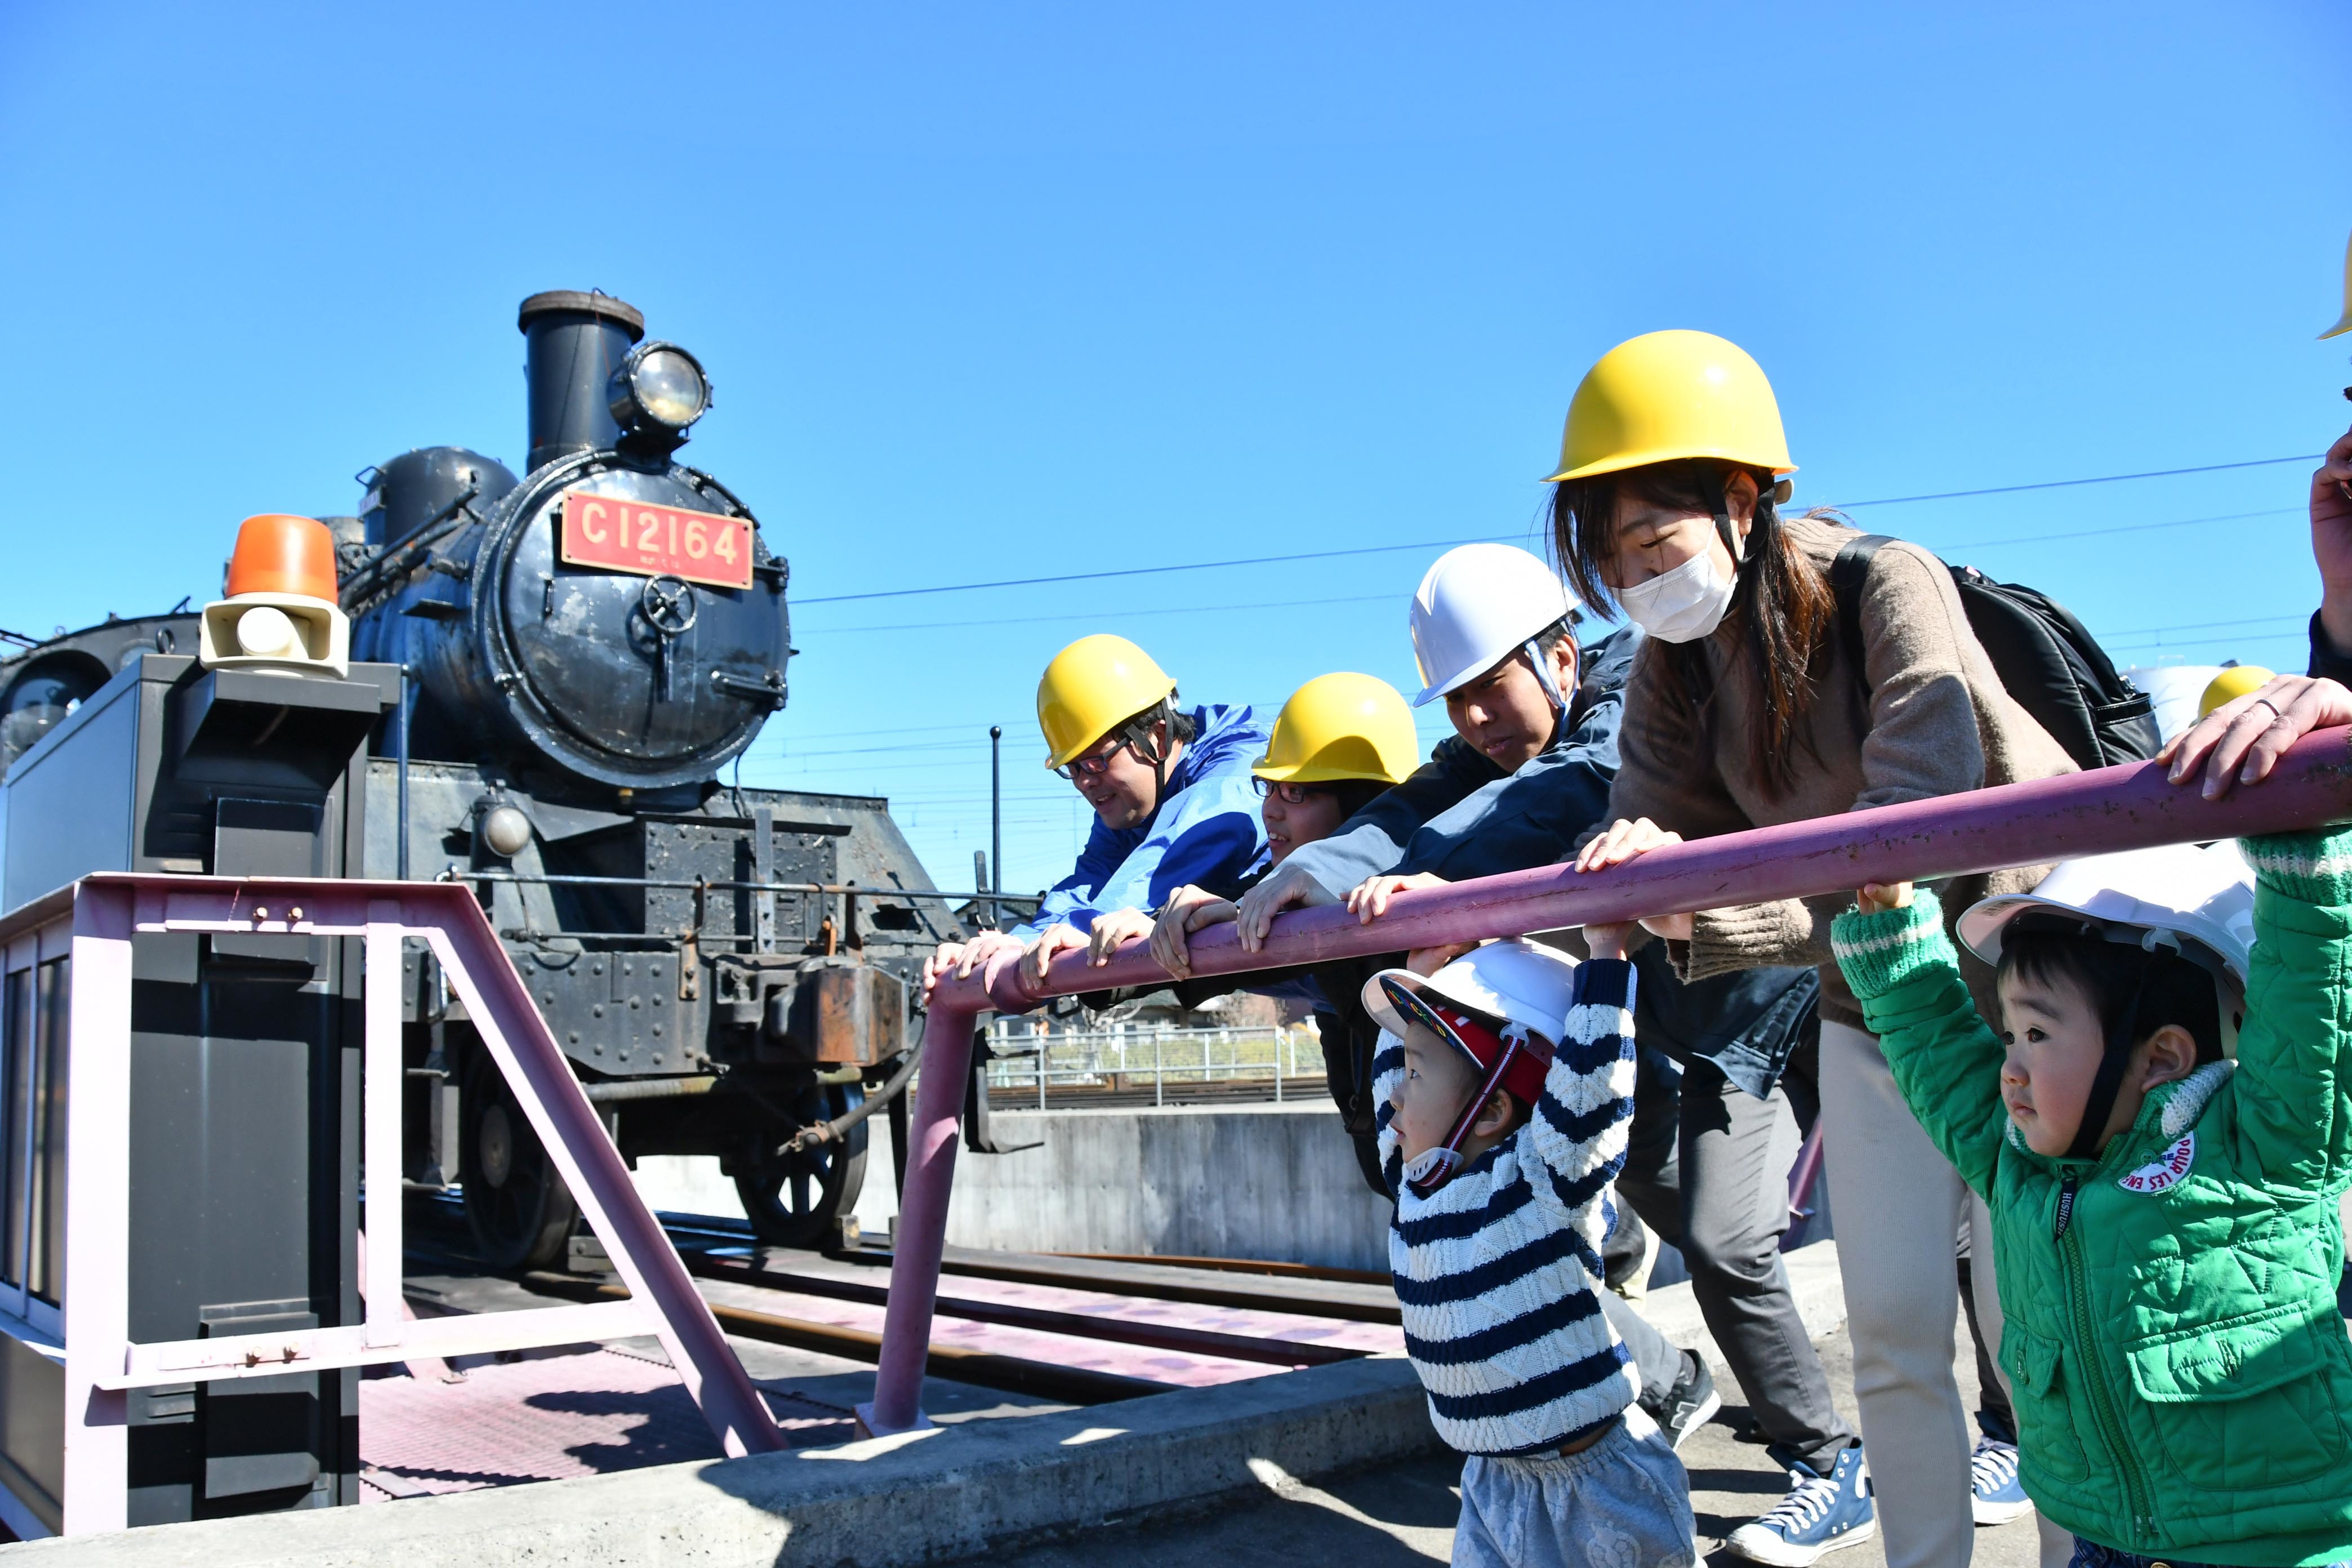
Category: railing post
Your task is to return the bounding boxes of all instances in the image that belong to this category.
[861,1000,981,1436]
[362,924,404,1349]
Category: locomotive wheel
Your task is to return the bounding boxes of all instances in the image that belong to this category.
[461,1048,578,1270]
[735,1084,868,1250]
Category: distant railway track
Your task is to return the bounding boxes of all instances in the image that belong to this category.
[408,1196,1402,1410]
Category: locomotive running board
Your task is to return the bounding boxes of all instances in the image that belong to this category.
[56,874,789,1536]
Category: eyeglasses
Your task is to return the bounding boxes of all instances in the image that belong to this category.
[1052,739,1127,781]
[1251,778,1324,804]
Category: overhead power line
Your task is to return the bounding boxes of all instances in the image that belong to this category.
[795,535,1516,607]
[1830,454,2319,510]
[790,506,2305,640]
[792,453,2318,610]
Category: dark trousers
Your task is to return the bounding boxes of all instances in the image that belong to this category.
[1615,1045,1860,1472]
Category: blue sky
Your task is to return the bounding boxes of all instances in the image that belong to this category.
[3,3,2347,898]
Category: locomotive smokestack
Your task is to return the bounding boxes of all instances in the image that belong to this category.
[518,291,645,472]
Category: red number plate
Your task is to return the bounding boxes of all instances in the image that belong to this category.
[558,491,754,590]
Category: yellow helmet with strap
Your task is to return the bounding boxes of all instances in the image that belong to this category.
[1545,329,1796,485]
[1253,672,1419,785]
[1036,634,1178,768]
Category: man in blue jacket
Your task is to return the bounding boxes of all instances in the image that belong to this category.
[923,634,1269,995]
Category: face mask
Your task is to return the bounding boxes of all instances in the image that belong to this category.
[1616,536,1741,644]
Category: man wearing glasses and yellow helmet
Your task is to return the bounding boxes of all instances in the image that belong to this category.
[922,635,1272,997]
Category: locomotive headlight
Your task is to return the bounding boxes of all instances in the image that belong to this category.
[608,341,711,437]
[480,804,534,858]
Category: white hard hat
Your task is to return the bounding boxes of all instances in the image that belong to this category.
[1959,841,2256,992]
[1407,543,1582,707]
[1362,937,1582,1047]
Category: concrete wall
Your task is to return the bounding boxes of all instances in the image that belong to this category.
[634,1101,1396,1273]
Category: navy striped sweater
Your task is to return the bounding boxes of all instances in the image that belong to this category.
[1374,957,1641,1457]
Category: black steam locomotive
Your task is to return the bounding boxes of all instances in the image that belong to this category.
[0,291,970,1268]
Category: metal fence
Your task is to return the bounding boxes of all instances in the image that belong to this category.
[979,1019,1329,1108]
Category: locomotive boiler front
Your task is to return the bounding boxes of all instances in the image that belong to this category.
[347,291,792,791]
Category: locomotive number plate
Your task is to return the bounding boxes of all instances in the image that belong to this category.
[558,491,754,590]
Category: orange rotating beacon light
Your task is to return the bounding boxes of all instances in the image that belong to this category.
[197,514,352,676]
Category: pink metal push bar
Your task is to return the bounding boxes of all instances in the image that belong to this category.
[862,728,2352,1434]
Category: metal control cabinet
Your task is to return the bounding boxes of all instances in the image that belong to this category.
[0,654,393,1528]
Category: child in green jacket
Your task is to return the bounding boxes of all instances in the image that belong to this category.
[1832,801,2352,1566]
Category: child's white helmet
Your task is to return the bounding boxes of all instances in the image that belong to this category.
[1958,841,2254,988]
[1959,840,2255,1065]
[1361,936,1580,1048]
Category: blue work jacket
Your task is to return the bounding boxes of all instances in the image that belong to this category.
[1010,702,1270,942]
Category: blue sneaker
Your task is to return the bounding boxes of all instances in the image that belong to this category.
[1971,1436,2033,1525]
[1726,1446,1876,1566]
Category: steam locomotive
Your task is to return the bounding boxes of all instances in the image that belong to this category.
[0,291,971,1269]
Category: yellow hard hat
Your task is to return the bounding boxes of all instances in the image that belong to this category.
[2324,229,2352,340]
[2198,665,2277,719]
[1253,673,1420,786]
[1036,634,1178,768]
[1545,329,1797,485]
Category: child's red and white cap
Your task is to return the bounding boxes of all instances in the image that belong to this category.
[1361,937,1578,1104]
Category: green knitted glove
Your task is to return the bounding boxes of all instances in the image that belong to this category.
[2241,825,2352,910]
[1830,888,1953,1003]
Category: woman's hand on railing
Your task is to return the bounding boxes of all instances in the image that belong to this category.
[923,930,1026,996]
[1571,818,1692,938]
[1085,908,1155,969]
[1019,924,1089,991]
[1345,871,1447,924]
[1149,886,1237,978]
[1233,861,1339,952]
[2161,674,2352,800]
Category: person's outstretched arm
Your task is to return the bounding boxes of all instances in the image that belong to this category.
[2305,422,2352,679]
[2231,823,2352,1192]
[1830,887,2010,1199]
[1524,948,1640,1269]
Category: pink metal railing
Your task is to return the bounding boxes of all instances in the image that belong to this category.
[861,727,2352,1435]
[57,875,787,1535]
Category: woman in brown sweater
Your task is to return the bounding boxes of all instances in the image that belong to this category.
[1554,332,2074,1568]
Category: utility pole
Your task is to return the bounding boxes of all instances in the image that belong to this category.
[989,725,1003,929]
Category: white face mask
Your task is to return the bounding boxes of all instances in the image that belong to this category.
[1615,535,1741,644]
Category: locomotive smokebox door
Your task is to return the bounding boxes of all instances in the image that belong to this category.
[763,959,903,1066]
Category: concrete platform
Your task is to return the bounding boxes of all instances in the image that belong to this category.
[9,1355,1436,1567]
[962,1308,2050,1568]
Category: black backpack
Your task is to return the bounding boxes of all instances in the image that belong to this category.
[1829,534,2161,770]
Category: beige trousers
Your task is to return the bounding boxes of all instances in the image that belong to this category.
[1818,1021,2070,1568]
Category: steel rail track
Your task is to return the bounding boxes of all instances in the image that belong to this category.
[516,1269,1166,1406]
[680,1253,1365,1367]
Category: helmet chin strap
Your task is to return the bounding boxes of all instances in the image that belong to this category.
[1520,639,1568,712]
[2063,952,2155,1162]
[1402,1025,1529,1196]
[1122,698,1178,803]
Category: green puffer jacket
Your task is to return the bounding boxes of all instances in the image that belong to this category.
[1832,827,2352,1566]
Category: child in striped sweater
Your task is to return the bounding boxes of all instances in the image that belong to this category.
[1366,933,1695,1568]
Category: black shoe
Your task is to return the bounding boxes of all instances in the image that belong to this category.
[1647,1351,1721,1452]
